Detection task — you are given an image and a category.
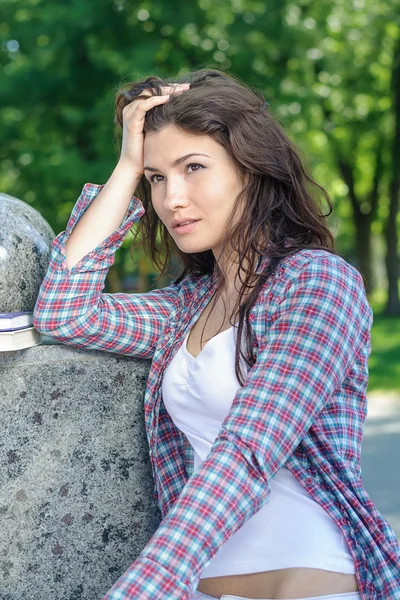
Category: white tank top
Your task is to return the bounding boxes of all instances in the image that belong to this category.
[161,322,356,578]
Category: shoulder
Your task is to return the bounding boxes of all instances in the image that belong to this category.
[274,248,366,295]
[251,250,373,350]
[283,248,362,281]
[256,249,371,324]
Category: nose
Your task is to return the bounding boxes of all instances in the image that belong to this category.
[163,178,190,212]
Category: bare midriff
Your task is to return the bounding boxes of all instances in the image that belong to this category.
[196,568,359,599]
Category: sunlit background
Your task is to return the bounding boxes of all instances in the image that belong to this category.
[1,0,399,535]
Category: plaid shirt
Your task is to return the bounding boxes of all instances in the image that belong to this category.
[33,183,400,600]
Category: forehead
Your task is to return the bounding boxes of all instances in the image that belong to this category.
[143,124,224,162]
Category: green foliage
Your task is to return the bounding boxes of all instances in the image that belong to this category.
[368,286,400,391]
[1,0,399,294]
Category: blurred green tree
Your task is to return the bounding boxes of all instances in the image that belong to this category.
[1,0,399,311]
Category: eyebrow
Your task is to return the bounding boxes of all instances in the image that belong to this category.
[144,153,211,173]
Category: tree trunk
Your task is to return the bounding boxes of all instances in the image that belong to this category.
[335,155,377,295]
[384,173,400,314]
[354,214,374,294]
[384,36,400,315]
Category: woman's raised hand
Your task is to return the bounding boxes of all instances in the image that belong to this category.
[118,83,191,178]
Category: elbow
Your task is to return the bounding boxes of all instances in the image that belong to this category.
[32,299,44,331]
[32,305,50,335]
[32,298,61,335]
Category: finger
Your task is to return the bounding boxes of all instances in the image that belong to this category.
[123,85,189,117]
[137,94,172,107]
[139,84,189,99]
[128,94,171,120]
[124,94,169,115]
[162,83,190,94]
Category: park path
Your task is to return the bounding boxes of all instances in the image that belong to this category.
[362,391,400,540]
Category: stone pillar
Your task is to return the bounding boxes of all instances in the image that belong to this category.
[0,192,55,313]
[0,193,161,599]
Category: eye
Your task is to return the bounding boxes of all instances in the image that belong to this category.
[187,163,204,174]
[149,163,204,184]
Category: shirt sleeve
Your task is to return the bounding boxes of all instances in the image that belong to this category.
[101,254,374,600]
[33,182,180,359]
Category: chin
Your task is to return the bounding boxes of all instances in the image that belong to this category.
[178,241,212,252]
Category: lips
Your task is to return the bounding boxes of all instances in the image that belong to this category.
[174,220,199,228]
[174,220,200,234]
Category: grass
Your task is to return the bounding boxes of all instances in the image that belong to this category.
[367,288,400,393]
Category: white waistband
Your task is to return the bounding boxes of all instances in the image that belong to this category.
[194,591,361,600]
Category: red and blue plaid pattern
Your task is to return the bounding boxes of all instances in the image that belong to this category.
[33,183,400,600]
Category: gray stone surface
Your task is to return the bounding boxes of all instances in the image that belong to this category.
[0,345,160,600]
[0,192,55,312]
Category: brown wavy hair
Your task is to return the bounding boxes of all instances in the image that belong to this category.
[114,68,337,386]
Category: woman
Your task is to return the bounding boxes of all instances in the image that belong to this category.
[33,69,400,600]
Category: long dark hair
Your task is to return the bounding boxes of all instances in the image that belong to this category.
[114,68,338,386]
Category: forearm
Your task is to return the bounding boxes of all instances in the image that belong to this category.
[65,162,141,270]
[102,434,267,600]
[33,181,145,338]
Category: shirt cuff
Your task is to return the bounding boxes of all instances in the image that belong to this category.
[101,555,191,600]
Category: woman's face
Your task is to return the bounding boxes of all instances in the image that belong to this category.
[143,124,247,261]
